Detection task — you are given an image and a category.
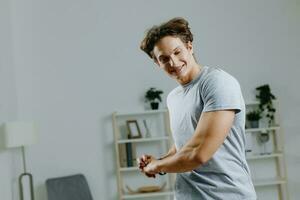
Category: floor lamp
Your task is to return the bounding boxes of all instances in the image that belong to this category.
[3,121,38,200]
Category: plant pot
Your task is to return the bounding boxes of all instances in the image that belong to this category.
[249,120,259,128]
[150,102,159,110]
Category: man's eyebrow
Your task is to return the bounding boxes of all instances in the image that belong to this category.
[173,46,180,51]
[158,46,181,59]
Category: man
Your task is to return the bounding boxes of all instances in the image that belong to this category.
[138,17,257,200]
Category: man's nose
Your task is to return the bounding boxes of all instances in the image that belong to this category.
[169,55,180,67]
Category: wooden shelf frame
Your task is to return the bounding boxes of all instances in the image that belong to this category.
[113,110,174,200]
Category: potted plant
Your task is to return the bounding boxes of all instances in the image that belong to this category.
[256,84,276,126]
[145,87,163,110]
[246,110,262,128]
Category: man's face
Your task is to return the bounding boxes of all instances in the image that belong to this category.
[153,36,195,84]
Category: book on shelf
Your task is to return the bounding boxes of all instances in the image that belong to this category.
[125,142,137,167]
[131,143,137,166]
[119,144,127,167]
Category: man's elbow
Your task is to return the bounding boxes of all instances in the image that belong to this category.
[193,151,210,165]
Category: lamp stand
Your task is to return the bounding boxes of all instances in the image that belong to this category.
[19,146,35,200]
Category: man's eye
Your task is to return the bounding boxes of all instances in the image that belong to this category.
[161,57,169,63]
[174,51,180,55]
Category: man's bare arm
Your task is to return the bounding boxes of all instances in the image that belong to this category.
[160,144,177,159]
[143,110,235,174]
[137,144,176,173]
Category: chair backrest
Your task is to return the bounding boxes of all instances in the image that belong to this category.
[46,174,93,200]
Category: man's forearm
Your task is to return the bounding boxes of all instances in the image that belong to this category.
[159,144,177,160]
[156,128,206,173]
[157,146,203,173]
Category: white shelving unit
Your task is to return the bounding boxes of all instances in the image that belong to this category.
[245,100,289,200]
[112,109,174,200]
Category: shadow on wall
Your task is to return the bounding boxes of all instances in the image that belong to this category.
[0,124,6,151]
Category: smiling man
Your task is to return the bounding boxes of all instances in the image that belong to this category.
[138,17,257,200]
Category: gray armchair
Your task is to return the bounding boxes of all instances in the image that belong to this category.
[46,174,93,200]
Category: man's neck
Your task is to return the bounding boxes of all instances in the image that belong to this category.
[178,63,203,85]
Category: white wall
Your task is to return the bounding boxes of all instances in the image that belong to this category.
[1,0,299,200]
[0,0,19,199]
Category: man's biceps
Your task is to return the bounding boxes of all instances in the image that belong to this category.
[203,112,234,134]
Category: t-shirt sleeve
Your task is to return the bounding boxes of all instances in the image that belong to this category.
[202,71,243,113]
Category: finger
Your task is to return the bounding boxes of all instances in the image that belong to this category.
[137,157,146,165]
[142,155,148,163]
[139,157,148,165]
[138,159,148,169]
[145,173,156,178]
[139,165,145,171]
[139,162,148,169]
[143,166,154,175]
[143,154,152,161]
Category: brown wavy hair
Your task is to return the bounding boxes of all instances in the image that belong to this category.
[140,17,194,59]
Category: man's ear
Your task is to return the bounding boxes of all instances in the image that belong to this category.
[153,57,160,66]
[187,41,194,54]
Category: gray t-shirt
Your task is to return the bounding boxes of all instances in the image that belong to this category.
[167,66,256,200]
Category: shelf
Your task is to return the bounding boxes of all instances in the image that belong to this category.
[114,109,168,117]
[123,190,174,199]
[245,100,278,106]
[246,152,283,160]
[253,177,286,187]
[117,136,169,144]
[245,126,280,133]
[120,167,139,172]
[245,101,260,106]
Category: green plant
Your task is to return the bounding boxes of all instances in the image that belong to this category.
[256,84,276,125]
[246,110,262,121]
[145,87,163,103]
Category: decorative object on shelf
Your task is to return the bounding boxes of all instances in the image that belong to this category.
[145,87,163,110]
[126,120,142,139]
[245,133,253,155]
[246,110,262,128]
[256,84,276,126]
[2,121,38,200]
[125,182,167,194]
[257,130,271,155]
[143,119,151,138]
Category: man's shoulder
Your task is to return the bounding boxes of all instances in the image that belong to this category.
[204,66,235,80]
[202,66,239,87]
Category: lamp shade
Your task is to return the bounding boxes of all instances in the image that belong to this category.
[3,121,38,148]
